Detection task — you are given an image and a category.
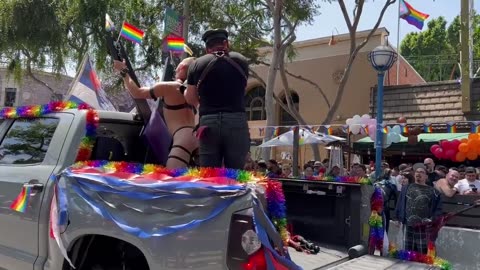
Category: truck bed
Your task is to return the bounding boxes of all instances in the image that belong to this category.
[290,246,439,270]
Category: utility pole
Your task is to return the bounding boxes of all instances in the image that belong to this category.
[460,0,471,112]
[182,0,190,59]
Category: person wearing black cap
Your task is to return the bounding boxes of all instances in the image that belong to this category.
[184,29,250,169]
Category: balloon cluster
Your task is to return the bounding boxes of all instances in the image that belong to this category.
[346,114,376,136]
[346,115,402,148]
[430,134,480,162]
[456,133,480,162]
[430,140,460,162]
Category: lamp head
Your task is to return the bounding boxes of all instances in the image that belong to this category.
[368,45,397,72]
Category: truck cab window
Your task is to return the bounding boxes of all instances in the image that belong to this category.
[0,118,59,165]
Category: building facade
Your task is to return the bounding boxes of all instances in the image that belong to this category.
[246,28,424,162]
[0,68,73,107]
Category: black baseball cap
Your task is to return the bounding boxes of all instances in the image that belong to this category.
[202,29,228,43]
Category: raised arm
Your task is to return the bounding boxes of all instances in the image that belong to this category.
[113,60,180,99]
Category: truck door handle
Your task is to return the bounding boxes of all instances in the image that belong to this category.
[24,180,44,192]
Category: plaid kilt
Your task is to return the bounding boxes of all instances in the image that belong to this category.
[404,225,428,254]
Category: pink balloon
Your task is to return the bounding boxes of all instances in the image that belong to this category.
[440,140,450,149]
[445,149,456,160]
[451,139,461,149]
[430,144,441,154]
[434,148,444,159]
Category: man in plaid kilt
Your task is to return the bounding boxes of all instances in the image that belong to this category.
[395,164,442,254]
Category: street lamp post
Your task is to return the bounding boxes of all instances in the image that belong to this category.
[368,45,397,180]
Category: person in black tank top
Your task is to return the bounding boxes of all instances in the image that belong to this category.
[185,29,250,169]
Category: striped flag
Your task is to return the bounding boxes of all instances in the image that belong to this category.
[120,22,145,44]
[65,54,116,111]
[471,122,480,133]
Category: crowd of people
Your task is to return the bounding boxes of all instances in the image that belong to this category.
[244,155,480,254]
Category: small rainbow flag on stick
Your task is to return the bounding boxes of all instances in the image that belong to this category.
[10,186,32,213]
[326,125,334,135]
[424,123,433,133]
[399,0,429,30]
[471,122,480,133]
[120,22,145,44]
[401,124,409,134]
[446,122,457,133]
[273,127,280,137]
[166,35,185,53]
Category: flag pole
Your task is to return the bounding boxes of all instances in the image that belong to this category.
[117,21,124,43]
[396,0,401,85]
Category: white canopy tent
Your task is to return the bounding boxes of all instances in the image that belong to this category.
[258,128,345,148]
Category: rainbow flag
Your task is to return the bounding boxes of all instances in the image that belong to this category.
[401,124,409,134]
[364,126,369,135]
[166,35,185,52]
[446,122,457,133]
[399,0,429,30]
[273,127,280,137]
[10,186,32,213]
[325,125,334,135]
[424,123,433,133]
[471,122,480,133]
[120,22,145,44]
[382,127,389,134]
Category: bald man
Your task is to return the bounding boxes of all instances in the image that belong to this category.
[434,170,460,197]
[114,57,198,168]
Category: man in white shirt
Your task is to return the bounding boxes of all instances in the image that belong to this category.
[454,167,480,195]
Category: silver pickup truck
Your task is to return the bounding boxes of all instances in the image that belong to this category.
[0,109,282,270]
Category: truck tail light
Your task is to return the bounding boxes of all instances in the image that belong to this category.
[227,208,262,269]
[242,248,267,270]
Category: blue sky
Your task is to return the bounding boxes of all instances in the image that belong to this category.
[296,0,479,47]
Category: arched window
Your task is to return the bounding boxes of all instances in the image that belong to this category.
[245,86,266,121]
[279,91,299,127]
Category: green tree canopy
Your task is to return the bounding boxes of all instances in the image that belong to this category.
[401,14,480,82]
[0,0,316,79]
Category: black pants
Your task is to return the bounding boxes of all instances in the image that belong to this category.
[198,112,250,169]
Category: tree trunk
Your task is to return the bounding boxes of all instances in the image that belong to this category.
[262,0,283,161]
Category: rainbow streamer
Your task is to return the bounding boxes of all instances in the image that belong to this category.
[166,35,185,52]
[399,0,429,30]
[388,245,452,269]
[0,101,98,162]
[446,122,457,133]
[10,186,32,213]
[265,180,289,245]
[72,161,262,183]
[368,188,384,255]
[424,124,433,133]
[75,109,99,162]
[0,101,87,119]
[120,22,145,44]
